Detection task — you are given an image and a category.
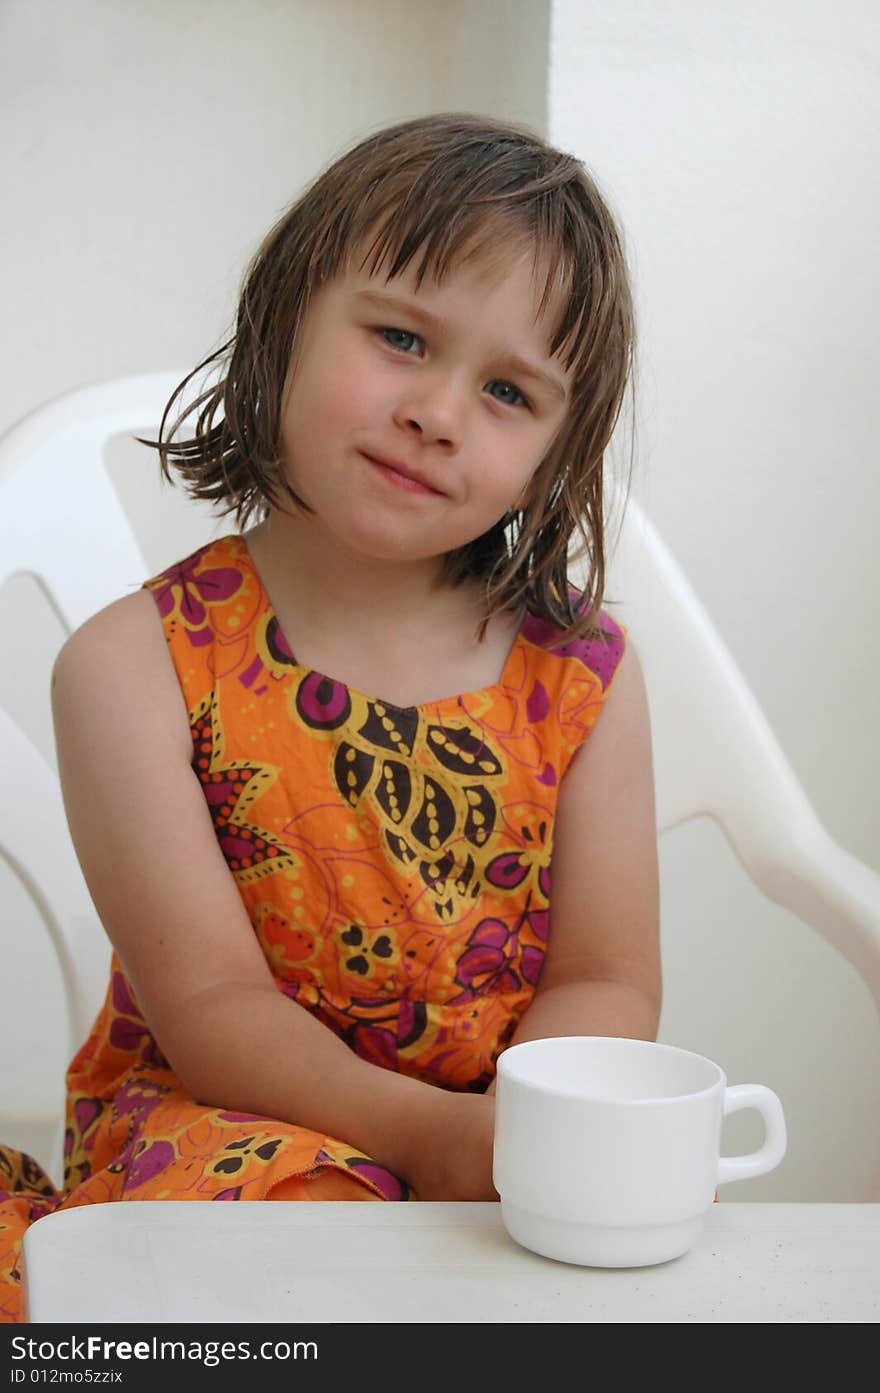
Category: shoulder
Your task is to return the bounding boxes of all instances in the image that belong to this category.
[515,594,629,779]
[560,637,652,791]
[52,532,246,757]
[52,589,192,761]
[520,596,627,695]
[141,534,252,611]
[138,534,260,662]
[53,589,166,676]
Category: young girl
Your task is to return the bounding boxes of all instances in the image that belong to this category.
[0,112,660,1321]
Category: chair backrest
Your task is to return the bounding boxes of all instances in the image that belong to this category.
[597,508,880,1016]
[0,374,183,1061]
[1,373,878,1187]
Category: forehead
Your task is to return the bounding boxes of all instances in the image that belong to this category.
[345,236,572,354]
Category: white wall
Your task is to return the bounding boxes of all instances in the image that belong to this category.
[2,0,877,1202]
[551,0,880,1199]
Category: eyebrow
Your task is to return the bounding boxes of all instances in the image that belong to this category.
[353,289,568,403]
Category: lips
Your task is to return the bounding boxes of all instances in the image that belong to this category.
[360,451,446,497]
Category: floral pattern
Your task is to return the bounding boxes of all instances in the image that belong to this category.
[0,533,625,1323]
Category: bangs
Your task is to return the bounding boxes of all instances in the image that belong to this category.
[350,201,590,381]
[328,179,604,386]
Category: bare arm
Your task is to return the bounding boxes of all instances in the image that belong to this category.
[499,642,661,1064]
[52,591,493,1198]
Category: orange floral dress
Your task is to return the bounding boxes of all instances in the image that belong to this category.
[0,533,626,1321]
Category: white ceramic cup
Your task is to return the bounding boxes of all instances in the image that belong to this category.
[493,1035,787,1268]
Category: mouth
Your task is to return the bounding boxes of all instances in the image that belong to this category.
[360,451,446,497]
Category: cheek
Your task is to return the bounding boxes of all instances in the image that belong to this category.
[506,421,561,500]
[322,334,360,402]
[481,439,545,509]
[295,339,384,436]
[510,456,544,510]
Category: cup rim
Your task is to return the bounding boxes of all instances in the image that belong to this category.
[495,1035,726,1104]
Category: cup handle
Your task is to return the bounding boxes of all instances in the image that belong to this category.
[716,1083,787,1186]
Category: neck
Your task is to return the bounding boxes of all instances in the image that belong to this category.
[247,509,486,640]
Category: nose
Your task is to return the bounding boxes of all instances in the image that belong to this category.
[391,370,465,449]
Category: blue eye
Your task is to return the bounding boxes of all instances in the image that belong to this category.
[377,329,529,409]
[488,380,529,409]
[380,328,421,354]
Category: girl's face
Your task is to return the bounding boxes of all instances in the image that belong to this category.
[277,246,571,570]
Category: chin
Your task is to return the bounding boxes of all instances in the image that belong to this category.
[337,522,443,564]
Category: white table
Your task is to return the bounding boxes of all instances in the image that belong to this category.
[22,1201,879,1323]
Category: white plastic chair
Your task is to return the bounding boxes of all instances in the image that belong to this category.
[587,511,880,1014]
[1,373,879,1191]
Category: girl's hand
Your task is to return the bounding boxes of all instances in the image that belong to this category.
[405,1090,497,1201]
